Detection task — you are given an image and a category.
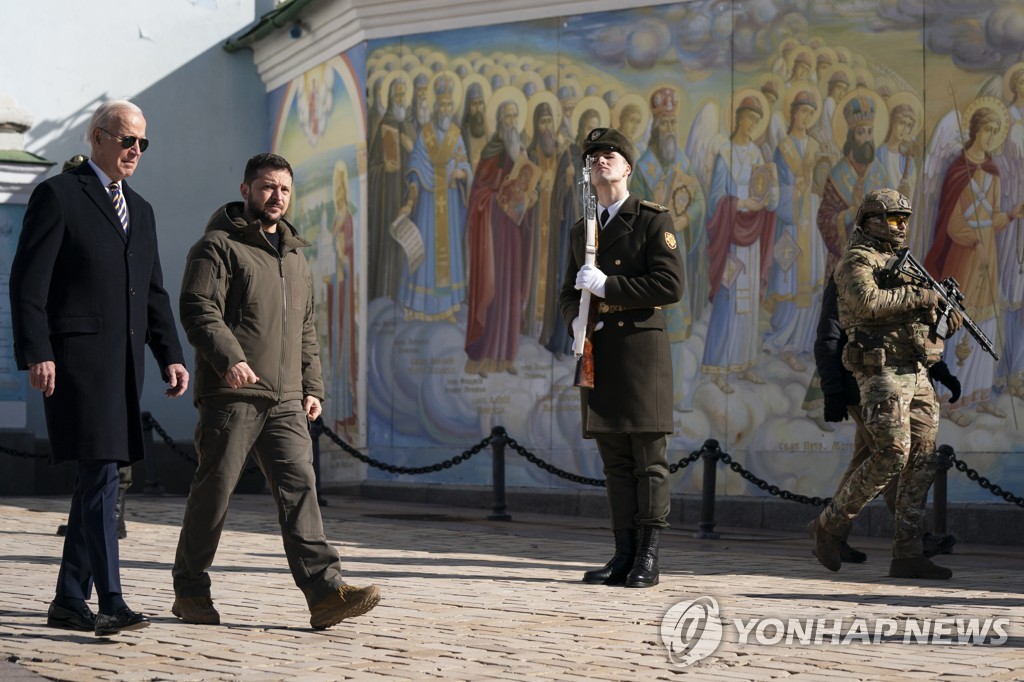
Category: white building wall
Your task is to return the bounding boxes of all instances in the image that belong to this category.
[2,0,275,440]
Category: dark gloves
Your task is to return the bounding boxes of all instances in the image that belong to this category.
[928,360,961,403]
[823,392,849,423]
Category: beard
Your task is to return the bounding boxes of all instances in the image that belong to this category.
[436,112,451,132]
[537,128,556,157]
[465,109,486,138]
[389,104,406,121]
[501,123,522,160]
[416,99,431,126]
[851,140,875,165]
[656,132,677,166]
[246,196,279,228]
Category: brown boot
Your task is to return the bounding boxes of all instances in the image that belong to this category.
[889,556,953,580]
[809,519,842,572]
[309,584,380,629]
[172,596,220,624]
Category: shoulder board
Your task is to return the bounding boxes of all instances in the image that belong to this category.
[639,199,669,213]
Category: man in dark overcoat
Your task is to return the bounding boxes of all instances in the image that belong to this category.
[558,127,684,588]
[9,100,188,636]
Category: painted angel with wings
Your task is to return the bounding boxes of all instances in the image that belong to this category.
[919,91,1024,425]
[686,89,778,393]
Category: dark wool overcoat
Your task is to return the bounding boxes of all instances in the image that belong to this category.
[9,162,184,464]
[558,193,684,436]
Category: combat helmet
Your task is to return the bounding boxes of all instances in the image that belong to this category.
[855,188,912,246]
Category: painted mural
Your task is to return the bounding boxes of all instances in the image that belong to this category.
[271,1,1024,503]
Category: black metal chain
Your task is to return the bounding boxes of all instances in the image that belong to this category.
[503,434,606,486]
[143,413,198,466]
[317,420,490,475]
[950,452,1024,507]
[717,450,832,507]
[41,413,1024,510]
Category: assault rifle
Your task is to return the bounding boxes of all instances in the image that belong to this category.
[884,247,999,361]
[571,154,599,388]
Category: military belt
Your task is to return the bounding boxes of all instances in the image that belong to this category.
[598,303,661,314]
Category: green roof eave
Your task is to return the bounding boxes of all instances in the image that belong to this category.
[0,150,55,166]
[223,0,318,53]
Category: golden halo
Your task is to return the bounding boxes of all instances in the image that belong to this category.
[885,91,924,140]
[485,85,529,138]
[776,36,800,57]
[786,46,814,80]
[525,91,562,143]
[782,80,823,129]
[378,70,411,110]
[514,70,545,96]
[407,65,433,99]
[570,95,612,141]
[962,95,1011,152]
[831,87,889,150]
[425,70,464,123]
[730,87,771,141]
[473,56,495,73]
[1002,62,1024,102]
[853,66,876,91]
[459,73,493,122]
[820,64,855,96]
[412,46,432,59]
[374,52,401,74]
[400,53,421,73]
[612,93,651,146]
[482,63,511,90]
[814,47,837,73]
[423,51,448,74]
[538,64,560,92]
[755,73,784,105]
[450,56,473,77]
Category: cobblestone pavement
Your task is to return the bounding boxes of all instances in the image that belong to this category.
[0,494,1021,681]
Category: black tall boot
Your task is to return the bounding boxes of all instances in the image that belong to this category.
[582,529,636,585]
[625,526,661,588]
[115,487,127,540]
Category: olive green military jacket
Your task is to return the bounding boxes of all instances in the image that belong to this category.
[180,202,323,404]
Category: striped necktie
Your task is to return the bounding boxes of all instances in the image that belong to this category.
[109,182,128,232]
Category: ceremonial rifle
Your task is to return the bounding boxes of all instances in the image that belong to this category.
[571,155,599,388]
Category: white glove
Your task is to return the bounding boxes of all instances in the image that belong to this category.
[574,264,607,298]
[570,315,604,337]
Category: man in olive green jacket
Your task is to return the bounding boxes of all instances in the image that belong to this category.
[172,153,379,629]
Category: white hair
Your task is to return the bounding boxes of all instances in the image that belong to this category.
[85,100,143,144]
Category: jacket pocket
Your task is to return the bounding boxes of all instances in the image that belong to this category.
[49,315,101,336]
[289,272,310,311]
[629,309,666,331]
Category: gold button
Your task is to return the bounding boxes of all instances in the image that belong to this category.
[615,259,621,265]
[618,321,624,327]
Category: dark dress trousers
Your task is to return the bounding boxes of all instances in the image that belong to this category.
[9,162,184,604]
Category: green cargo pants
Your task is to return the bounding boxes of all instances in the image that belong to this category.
[172,396,344,607]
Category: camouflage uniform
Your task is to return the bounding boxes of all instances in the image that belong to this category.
[813,189,950,574]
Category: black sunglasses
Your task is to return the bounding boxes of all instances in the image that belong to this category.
[98,126,149,152]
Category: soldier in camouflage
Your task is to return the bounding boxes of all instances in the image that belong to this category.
[808,188,961,580]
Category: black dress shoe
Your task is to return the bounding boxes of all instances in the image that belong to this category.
[94,608,150,637]
[47,601,96,631]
